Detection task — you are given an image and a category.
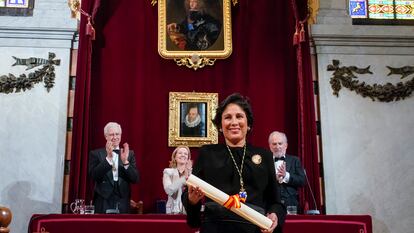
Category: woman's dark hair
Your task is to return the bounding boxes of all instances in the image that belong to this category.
[212,93,253,131]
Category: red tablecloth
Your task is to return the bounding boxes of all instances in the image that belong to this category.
[29,214,372,233]
[285,214,372,233]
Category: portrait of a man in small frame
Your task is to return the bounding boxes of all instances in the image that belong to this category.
[180,102,207,137]
[168,92,218,147]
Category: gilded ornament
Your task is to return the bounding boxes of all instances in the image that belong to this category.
[307,0,319,24]
[68,0,81,20]
[174,57,216,71]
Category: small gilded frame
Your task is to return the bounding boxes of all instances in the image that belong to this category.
[168,92,218,147]
[158,0,232,70]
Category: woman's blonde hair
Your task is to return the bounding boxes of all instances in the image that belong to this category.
[169,146,191,168]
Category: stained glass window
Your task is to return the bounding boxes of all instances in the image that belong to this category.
[0,0,29,8]
[349,0,414,23]
[395,0,414,19]
[0,0,33,16]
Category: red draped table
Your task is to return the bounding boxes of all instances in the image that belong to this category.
[285,215,372,233]
[29,214,372,233]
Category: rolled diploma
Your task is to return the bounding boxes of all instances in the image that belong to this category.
[186,174,272,230]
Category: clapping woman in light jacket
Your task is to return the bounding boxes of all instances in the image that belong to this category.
[163,146,192,214]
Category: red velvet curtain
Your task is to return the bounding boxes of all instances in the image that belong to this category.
[69,0,321,213]
[68,0,100,209]
[297,36,322,213]
[291,0,322,213]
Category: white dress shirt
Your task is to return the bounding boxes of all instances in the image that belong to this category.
[106,150,119,181]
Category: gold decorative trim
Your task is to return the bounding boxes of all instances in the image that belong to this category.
[158,0,232,70]
[68,0,81,20]
[327,60,414,102]
[307,0,319,24]
[168,92,218,147]
[174,56,216,70]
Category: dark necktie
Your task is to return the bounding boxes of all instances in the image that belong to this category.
[113,149,120,155]
[274,156,285,162]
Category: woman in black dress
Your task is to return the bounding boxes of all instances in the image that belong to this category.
[182,93,286,233]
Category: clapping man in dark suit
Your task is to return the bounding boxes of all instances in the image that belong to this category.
[89,122,139,213]
[268,131,305,212]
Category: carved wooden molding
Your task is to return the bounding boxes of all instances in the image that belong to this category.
[327,60,414,102]
[0,52,61,94]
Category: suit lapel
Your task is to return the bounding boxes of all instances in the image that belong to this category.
[117,151,131,186]
[285,155,292,172]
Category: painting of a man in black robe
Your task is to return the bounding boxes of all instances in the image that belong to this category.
[180,102,206,137]
[167,0,222,51]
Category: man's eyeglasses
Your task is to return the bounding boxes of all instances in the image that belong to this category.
[106,133,121,137]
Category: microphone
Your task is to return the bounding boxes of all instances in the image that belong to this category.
[303,169,320,215]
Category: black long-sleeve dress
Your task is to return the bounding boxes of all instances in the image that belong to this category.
[182,144,286,233]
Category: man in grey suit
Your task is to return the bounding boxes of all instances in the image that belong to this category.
[268,131,305,212]
[89,122,139,213]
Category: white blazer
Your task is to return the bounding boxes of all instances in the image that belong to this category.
[162,168,187,214]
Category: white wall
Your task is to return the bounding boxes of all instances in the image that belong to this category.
[0,1,77,233]
[311,1,414,233]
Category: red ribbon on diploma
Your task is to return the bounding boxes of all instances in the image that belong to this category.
[223,194,246,209]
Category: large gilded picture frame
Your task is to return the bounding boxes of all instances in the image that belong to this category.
[158,0,232,70]
[168,92,218,147]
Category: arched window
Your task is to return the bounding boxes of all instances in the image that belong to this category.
[349,0,414,24]
[0,0,34,16]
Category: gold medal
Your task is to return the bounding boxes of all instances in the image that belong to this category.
[252,154,262,165]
